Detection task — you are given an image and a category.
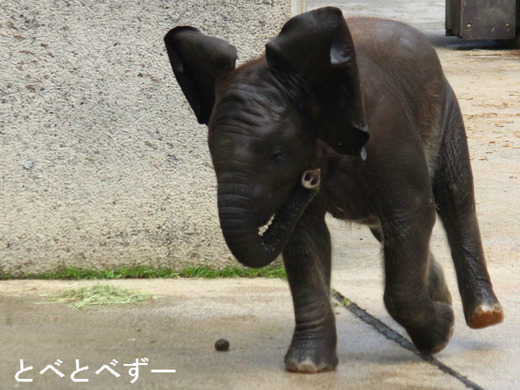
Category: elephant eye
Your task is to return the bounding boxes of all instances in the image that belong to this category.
[270,151,284,164]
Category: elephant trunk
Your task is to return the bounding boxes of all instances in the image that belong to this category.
[218,169,321,268]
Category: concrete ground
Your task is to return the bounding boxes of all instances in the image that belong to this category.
[2,1,519,389]
[0,267,517,390]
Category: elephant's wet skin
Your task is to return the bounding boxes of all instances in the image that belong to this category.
[164,7,503,373]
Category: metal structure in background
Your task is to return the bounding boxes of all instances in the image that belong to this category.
[446,0,518,40]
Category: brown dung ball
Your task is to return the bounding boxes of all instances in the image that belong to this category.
[214,338,230,351]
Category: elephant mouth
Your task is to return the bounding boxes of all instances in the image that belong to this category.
[256,168,321,241]
[258,214,276,237]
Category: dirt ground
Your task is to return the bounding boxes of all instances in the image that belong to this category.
[1,33,519,390]
[435,41,520,270]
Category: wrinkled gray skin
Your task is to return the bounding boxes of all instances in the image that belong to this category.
[165,7,503,373]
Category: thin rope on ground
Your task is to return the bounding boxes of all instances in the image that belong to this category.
[332,290,485,390]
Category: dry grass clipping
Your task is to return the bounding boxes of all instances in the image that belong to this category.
[53,284,151,309]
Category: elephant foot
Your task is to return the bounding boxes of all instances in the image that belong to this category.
[285,357,337,373]
[467,302,504,329]
[407,302,455,355]
[284,331,338,373]
[462,286,504,329]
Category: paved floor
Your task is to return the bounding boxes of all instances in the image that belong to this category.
[2,1,518,389]
[0,278,476,389]
[1,258,517,390]
[307,0,445,31]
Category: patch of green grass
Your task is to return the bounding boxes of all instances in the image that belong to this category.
[52,284,151,310]
[342,297,351,307]
[177,265,287,279]
[0,264,287,281]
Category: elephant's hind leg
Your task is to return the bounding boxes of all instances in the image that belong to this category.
[433,94,503,329]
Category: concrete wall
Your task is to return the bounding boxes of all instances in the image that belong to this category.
[0,0,292,275]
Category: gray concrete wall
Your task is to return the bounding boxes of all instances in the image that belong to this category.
[0,0,292,275]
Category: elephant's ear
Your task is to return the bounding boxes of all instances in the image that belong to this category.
[164,27,237,125]
[265,7,369,157]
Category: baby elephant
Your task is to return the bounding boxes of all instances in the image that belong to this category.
[165,7,503,372]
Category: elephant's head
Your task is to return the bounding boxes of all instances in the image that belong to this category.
[165,7,369,268]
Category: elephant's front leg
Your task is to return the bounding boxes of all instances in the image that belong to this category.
[282,208,338,373]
